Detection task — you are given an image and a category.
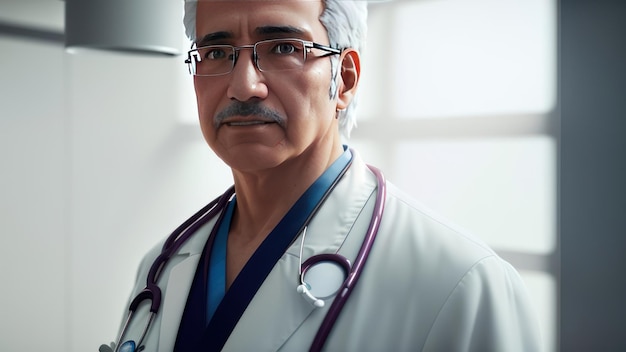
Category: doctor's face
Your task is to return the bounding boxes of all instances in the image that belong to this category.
[193,0,341,173]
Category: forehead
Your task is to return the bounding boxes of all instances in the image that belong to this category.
[195,0,326,43]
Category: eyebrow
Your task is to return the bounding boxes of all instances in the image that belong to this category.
[196,26,307,46]
[255,25,306,37]
[196,31,232,46]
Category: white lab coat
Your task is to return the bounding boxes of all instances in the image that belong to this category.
[110,152,542,351]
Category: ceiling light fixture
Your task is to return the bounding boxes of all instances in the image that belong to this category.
[65,0,182,56]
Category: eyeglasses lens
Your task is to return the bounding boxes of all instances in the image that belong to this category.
[189,39,307,76]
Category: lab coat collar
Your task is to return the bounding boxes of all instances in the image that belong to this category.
[157,215,219,351]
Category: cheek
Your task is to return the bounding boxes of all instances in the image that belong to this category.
[194,79,221,129]
[194,82,226,153]
[303,70,336,122]
[290,68,333,113]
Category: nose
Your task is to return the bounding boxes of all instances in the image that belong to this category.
[227,49,269,102]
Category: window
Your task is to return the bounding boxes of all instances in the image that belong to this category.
[351,1,558,350]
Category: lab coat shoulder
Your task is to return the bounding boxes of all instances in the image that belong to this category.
[421,256,543,352]
[129,216,213,295]
[322,178,542,351]
[113,214,219,352]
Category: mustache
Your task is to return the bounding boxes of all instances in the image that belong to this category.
[214,101,286,128]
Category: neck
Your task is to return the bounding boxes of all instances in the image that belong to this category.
[223,139,344,289]
[230,142,344,242]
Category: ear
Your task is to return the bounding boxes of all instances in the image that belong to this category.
[335,49,361,111]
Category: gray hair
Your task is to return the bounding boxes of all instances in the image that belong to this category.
[183,0,368,138]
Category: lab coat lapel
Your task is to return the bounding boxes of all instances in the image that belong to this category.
[156,215,220,352]
[222,155,377,351]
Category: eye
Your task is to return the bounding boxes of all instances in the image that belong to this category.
[272,42,297,55]
[204,47,228,60]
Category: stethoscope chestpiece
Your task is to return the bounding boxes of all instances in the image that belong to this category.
[297,253,351,308]
[119,340,143,352]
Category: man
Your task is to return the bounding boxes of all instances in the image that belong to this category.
[103,0,542,351]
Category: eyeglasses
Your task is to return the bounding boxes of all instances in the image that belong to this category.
[185,38,342,77]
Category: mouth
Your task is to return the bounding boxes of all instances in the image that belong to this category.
[225,120,277,127]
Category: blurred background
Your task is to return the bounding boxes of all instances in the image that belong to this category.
[0,0,623,351]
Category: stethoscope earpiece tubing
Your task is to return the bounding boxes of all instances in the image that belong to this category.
[308,165,386,352]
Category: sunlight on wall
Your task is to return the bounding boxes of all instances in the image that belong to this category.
[521,270,557,351]
[393,137,556,254]
[359,0,556,120]
[393,0,555,118]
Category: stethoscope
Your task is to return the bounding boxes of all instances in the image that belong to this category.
[101,156,386,352]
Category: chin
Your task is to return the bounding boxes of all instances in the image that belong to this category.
[217,143,290,172]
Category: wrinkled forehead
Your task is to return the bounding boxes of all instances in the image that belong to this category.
[193,0,327,45]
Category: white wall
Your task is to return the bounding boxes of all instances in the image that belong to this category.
[1,36,67,351]
[0,35,231,351]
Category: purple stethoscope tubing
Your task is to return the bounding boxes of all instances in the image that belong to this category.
[112,161,386,352]
[308,165,386,352]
